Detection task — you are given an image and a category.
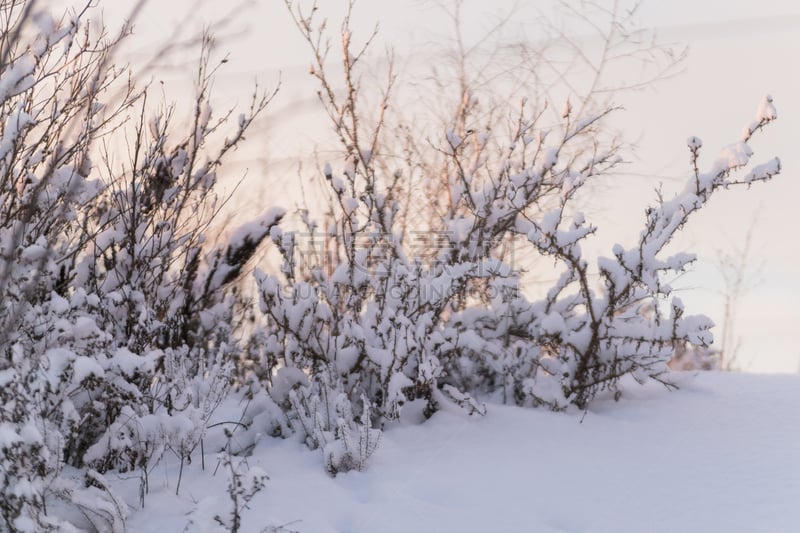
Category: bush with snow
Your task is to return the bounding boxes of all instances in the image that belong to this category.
[0,2,278,530]
[251,1,781,473]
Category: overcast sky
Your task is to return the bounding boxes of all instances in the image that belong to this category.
[91,0,800,372]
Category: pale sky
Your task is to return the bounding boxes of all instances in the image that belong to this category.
[88,0,800,372]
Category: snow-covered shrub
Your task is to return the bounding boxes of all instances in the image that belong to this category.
[254,0,781,454]
[0,2,280,529]
[285,369,381,475]
[0,3,120,528]
[75,35,282,479]
[213,430,269,533]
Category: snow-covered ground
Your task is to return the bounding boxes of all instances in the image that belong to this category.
[120,372,800,533]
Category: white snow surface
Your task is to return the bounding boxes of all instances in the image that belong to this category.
[121,372,800,533]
